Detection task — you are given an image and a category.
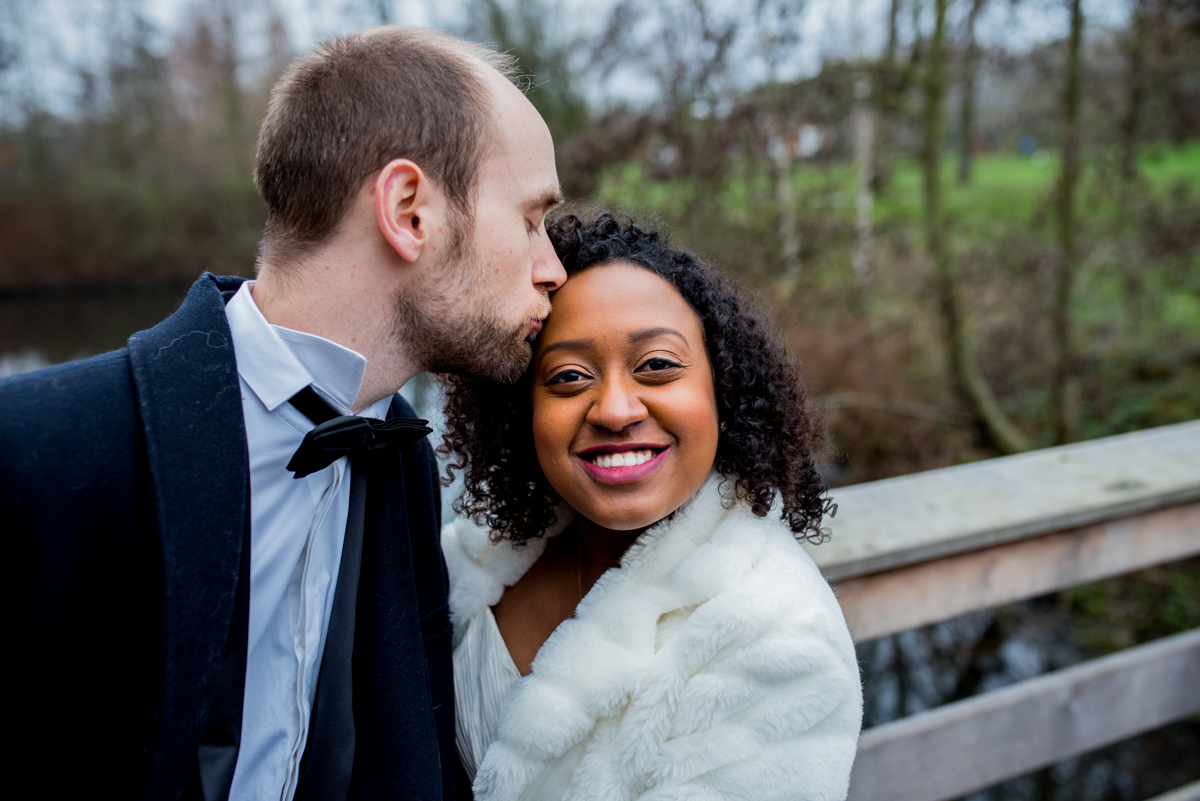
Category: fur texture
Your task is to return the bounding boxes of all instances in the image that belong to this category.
[443,474,862,801]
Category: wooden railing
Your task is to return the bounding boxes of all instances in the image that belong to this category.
[805,420,1200,801]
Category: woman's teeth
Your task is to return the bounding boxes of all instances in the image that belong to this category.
[588,449,657,469]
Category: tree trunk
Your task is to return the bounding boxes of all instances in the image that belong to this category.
[1119,0,1149,334]
[853,75,875,300]
[772,127,803,299]
[957,0,985,186]
[1119,0,1148,185]
[216,1,246,176]
[923,0,1030,455]
[1051,0,1084,446]
[373,0,394,24]
[871,0,902,192]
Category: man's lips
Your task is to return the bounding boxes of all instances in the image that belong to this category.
[576,443,670,485]
[523,317,546,344]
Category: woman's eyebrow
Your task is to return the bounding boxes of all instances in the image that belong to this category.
[539,338,594,358]
[539,328,686,360]
[628,326,687,344]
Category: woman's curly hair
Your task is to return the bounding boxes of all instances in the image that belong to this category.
[438,212,834,545]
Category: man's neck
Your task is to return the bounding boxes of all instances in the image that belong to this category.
[251,259,418,413]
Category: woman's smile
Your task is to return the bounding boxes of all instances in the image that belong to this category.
[531,261,719,532]
[576,443,670,484]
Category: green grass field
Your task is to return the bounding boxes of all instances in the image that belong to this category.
[597,143,1200,235]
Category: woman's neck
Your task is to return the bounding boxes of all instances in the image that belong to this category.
[577,517,647,572]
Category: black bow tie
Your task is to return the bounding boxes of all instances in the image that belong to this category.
[286,386,432,478]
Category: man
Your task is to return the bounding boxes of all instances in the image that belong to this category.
[5,26,565,801]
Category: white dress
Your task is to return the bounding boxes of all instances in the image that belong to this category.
[454,607,585,800]
[454,606,520,781]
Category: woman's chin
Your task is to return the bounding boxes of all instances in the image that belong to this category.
[578,509,667,533]
[570,489,682,534]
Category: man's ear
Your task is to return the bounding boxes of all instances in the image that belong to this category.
[375,159,442,263]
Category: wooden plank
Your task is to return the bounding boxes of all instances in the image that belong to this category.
[1144,781,1200,801]
[847,629,1200,801]
[832,503,1200,642]
[807,421,1200,581]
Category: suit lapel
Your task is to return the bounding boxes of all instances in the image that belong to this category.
[127,272,251,798]
[345,395,446,799]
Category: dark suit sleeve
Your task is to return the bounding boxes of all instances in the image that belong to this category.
[3,352,162,797]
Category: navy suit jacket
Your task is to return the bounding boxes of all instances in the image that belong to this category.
[4,274,455,800]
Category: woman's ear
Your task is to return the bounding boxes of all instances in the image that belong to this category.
[375,158,443,263]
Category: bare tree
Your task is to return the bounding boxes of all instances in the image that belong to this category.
[1119,0,1150,185]
[1050,0,1085,445]
[0,0,26,115]
[216,0,245,176]
[852,75,874,296]
[923,0,1030,454]
[759,0,808,298]
[369,0,395,24]
[770,122,803,298]
[846,0,874,301]
[871,0,903,192]
[956,0,986,185]
[1117,0,1151,335]
[466,0,590,145]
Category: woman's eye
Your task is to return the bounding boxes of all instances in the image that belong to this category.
[637,357,681,372]
[547,369,590,385]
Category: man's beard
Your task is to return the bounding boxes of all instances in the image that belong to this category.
[393,225,549,385]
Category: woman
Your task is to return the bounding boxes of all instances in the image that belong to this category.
[440,213,862,801]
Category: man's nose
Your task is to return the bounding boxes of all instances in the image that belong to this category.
[532,230,567,292]
[586,378,648,432]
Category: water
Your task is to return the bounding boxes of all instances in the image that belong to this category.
[0,288,189,378]
[858,592,1200,800]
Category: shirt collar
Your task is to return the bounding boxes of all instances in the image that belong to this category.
[226,281,388,419]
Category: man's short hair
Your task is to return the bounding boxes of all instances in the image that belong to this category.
[254,26,518,266]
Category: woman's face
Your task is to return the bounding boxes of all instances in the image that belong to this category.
[531,261,719,532]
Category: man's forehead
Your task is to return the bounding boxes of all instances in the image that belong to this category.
[474,70,558,196]
[490,123,558,193]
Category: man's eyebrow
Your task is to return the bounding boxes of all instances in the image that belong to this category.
[525,185,564,211]
[629,326,687,344]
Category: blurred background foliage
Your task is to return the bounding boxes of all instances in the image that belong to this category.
[1,0,1196,480]
[1,0,1197,797]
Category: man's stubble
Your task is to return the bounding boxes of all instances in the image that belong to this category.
[393,214,550,384]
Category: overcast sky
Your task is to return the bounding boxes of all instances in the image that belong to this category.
[2,0,1132,122]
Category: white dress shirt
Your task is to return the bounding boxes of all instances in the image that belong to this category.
[224,282,393,801]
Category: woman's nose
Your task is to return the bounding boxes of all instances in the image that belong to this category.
[586,379,648,432]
